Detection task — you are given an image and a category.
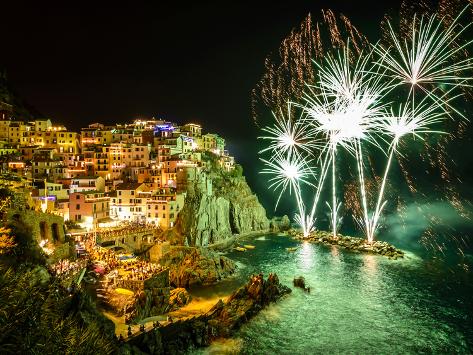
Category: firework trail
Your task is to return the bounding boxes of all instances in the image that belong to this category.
[257,1,473,248]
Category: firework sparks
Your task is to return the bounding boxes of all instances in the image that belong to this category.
[258,4,472,244]
[375,5,473,116]
[260,152,315,236]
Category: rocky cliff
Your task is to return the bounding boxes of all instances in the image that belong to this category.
[159,246,236,288]
[122,273,291,354]
[173,171,270,247]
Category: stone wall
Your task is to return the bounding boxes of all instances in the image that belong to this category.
[7,209,66,243]
[148,242,171,262]
[97,229,158,253]
[144,268,169,289]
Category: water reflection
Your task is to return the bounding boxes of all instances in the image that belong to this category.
[362,254,378,277]
[297,241,315,270]
[198,234,473,354]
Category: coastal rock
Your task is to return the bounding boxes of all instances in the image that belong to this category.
[293,276,306,289]
[124,287,171,323]
[175,174,269,247]
[291,230,405,259]
[124,273,291,354]
[169,288,192,310]
[210,273,291,336]
[270,215,291,232]
[159,246,236,287]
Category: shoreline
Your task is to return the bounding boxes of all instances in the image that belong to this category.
[288,229,405,259]
[121,273,291,353]
[207,229,271,251]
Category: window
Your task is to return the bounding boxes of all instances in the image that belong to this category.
[76,195,80,199]
[76,204,80,210]
[162,213,166,218]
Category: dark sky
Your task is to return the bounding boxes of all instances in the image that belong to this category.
[1,0,399,213]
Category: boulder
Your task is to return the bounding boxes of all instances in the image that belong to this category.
[270,215,291,232]
[125,273,291,354]
[293,276,306,289]
[169,288,192,311]
[159,246,236,287]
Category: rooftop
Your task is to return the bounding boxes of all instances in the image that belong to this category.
[116,182,144,190]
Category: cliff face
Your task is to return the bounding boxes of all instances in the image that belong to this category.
[175,174,269,247]
[159,246,236,287]
[123,273,291,354]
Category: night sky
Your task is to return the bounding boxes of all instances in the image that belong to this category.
[1,0,400,213]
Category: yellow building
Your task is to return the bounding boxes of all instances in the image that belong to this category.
[181,123,202,138]
[146,192,185,229]
[28,130,80,153]
[81,124,113,146]
[0,120,10,141]
[110,182,151,222]
[34,118,52,132]
[7,121,31,145]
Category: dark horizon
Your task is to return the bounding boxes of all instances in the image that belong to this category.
[0,1,396,129]
[0,0,406,216]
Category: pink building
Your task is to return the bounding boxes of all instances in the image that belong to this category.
[69,191,110,229]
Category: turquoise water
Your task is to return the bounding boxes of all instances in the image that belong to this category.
[195,234,473,354]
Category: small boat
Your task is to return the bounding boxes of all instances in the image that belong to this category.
[244,244,256,249]
[235,246,247,252]
[286,247,298,252]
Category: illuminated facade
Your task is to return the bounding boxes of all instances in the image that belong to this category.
[69,191,110,228]
[110,182,151,222]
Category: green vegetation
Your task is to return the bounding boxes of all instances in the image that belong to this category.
[0,266,117,355]
[0,185,118,354]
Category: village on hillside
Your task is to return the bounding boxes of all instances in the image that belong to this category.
[0,101,235,232]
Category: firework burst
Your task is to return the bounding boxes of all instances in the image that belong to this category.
[258,4,472,243]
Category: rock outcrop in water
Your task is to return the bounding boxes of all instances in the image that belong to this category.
[169,164,269,246]
[290,230,405,259]
[269,215,291,232]
[158,246,236,287]
[122,273,291,354]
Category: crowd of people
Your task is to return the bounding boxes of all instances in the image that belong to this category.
[119,259,164,281]
[89,247,120,272]
[49,258,87,279]
[88,246,164,282]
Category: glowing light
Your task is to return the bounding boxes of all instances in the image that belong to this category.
[375,6,473,116]
[260,152,315,236]
[259,103,320,158]
[258,5,472,243]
